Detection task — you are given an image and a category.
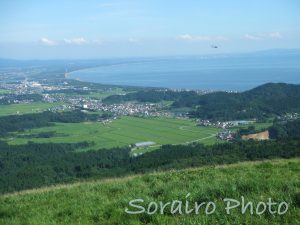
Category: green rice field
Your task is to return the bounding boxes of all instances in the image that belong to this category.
[5,116,221,151]
[0,102,63,116]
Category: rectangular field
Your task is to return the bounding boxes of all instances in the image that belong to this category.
[5,116,220,150]
[0,102,63,116]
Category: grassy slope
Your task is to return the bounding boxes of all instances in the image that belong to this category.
[5,116,220,150]
[1,158,299,225]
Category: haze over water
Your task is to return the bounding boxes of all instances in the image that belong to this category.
[70,51,300,91]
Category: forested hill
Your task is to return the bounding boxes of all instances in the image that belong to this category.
[102,83,300,121]
[102,89,199,104]
[189,83,300,120]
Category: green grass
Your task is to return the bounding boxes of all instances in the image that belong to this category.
[1,158,299,225]
[253,122,273,130]
[0,102,63,117]
[5,116,220,151]
[0,89,11,94]
[229,122,273,132]
[61,88,127,100]
[87,88,127,100]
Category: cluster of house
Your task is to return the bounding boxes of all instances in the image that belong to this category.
[0,80,38,95]
[1,78,175,119]
[216,129,236,141]
[45,93,169,117]
[0,67,44,83]
[198,119,254,141]
[197,119,252,128]
[1,78,87,96]
[277,112,300,121]
[81,101,154,115]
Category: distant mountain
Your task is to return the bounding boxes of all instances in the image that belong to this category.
[188,83,300,121]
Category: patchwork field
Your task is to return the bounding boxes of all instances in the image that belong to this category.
[1,158,299,225]
[5,116,220,151]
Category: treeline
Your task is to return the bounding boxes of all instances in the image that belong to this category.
[102,89,199,104]
[269,119,300,139]
[17,131,62,139]
[43,89,91,95]
[1,139,299,193]
[0,141,128,193]
[131,139,300,172]
[0,110,99,137]
[0,94,43,105]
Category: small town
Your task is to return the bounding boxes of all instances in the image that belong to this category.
[0,79,171,118]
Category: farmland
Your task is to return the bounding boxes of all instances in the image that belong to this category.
[1,158,299,225]
[229,122,273,132]
[0,88,11,94]
[5,116,220,151]
[87,88,127,100]
[0,102,63,116]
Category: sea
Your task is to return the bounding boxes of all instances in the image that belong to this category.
[69,50,300,91]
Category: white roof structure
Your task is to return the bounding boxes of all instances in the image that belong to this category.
[135,141,155,147]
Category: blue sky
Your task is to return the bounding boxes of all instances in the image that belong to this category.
[0,0,300,59]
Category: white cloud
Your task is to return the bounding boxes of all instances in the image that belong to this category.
[64,37,89,45]
[40,37,57,46]
[177,34,227,42]
[244,32,282,41]
[244,34,262,41]
[269,32,282,39]
[177,34,210,41]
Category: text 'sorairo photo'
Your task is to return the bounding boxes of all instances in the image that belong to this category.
[0,1,299,224]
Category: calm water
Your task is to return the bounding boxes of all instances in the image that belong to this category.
[70,52,300,91]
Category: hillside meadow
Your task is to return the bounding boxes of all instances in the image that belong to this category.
[1,158,299,225]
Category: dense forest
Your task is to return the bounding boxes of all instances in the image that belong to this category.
[0,138,299,193]
[102,89,199,104]
[269,119,300,139]
[189,83,300,120]
[103,83,300,121]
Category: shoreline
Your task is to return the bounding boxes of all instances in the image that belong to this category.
[66,68,241,93]
[66,68,300,93]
